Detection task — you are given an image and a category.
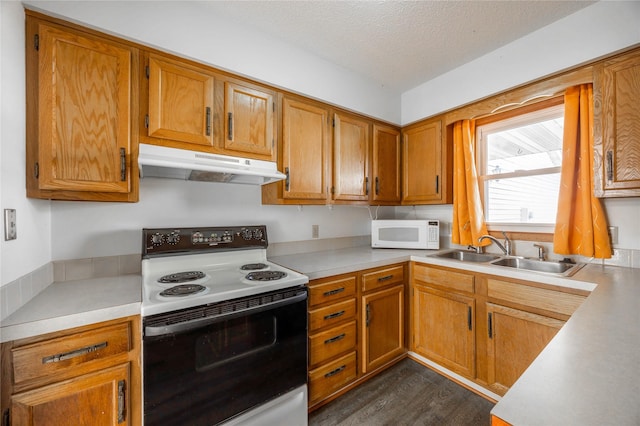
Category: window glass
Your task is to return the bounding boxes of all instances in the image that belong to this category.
[477,102,563,227]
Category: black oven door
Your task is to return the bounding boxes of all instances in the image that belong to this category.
[143,287,308,426]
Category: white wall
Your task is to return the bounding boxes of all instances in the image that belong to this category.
[50,179,390,260]
[1,1,52,285]
[401,1,640,124]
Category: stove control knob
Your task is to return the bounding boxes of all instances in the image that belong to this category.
[167,232,180,245]
[150,233,164,246]
[253,228,264,240]
[241,229,253,240]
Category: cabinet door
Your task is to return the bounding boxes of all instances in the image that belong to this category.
[371,124,401,204]
[223,81,276,160]
[486,303,564,395]
[32,22,134,197]
[412,285,475,378]
[402,120,443,204]
[281,97,330,201]
[362,285,404,373]
[594,50,640,197]
[332,113,370,202]
[11,363,130,426]
[146,54,215,148]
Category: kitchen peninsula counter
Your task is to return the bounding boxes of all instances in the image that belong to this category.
[272,246,640,426]
[0,274,141,343]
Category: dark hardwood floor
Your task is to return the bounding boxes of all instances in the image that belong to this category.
[309,358,494,426]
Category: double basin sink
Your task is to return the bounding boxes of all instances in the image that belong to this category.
[431,249,584,277]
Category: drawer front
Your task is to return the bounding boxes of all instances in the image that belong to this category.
[309,351,357,404]
[309,299,356,332]
[362,265,404,293]
[309,321,357,366]
[487,279,587,316]
[413,264,474,294]
[309,276,357,307]
[12,322,131,385]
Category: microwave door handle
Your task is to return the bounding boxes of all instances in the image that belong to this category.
[144,291,307,337]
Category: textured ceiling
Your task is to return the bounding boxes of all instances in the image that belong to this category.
[199,1,595,93]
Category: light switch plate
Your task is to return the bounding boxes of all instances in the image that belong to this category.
[4,209,17,240]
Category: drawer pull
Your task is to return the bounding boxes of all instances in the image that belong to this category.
[324,310,346,320]
[488,313,493,339]
[42,341,108,364]
[117,379,126,423]
[324,365,346,378]
[377,275,394,282]
[324,333,346,344]
[323,287,345,297]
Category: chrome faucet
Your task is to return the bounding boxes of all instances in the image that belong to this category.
[533,243,546,261]
[478,231,512,256]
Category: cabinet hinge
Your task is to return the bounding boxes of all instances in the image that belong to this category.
[272,102,275,112]
[3,408,10,426]
[272,139,274,148]
[332,118,335,127]
[331,186,335,194]
[34,34,39,51]
[34,162,39,179]
[145,65,150,79]
[144,115,149,128]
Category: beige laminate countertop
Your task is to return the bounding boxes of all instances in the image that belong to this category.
[271,246,640,426]
[0,274,141,343]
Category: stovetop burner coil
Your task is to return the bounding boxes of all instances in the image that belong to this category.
[245,271,287,281]
[240,263,268,271]
[158,271,206,284]
[159,284,207,297]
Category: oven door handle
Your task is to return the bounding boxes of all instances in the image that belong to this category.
[144,291,307,337]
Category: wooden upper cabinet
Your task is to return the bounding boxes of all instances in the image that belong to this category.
[332,113,370,203]
[594,49,640,197]
[26,16,138,202]
[371,124,401,204]
[402,118,452,204]
[222,80,276,160]
[279,97,330,202]
[144,53,215,149]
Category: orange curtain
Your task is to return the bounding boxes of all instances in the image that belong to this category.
[554,84,612,258]
[452,119,489,246]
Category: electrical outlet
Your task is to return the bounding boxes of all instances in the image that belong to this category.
[312,224,319,239]
[4,209,17,240]
[608,226,618,245]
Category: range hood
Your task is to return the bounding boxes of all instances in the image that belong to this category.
[138,143,286,185]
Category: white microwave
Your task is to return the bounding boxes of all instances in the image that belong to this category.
[371,220,440,250]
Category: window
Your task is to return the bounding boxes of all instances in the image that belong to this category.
[476,99,564,232]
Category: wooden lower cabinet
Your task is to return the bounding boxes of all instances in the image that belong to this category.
[411,264,476,378]
[307,264,407,410]
[409,263,589,397]
[361,284,404,374]
[412,284,475,378]
[308,352,357,405]
[1,316,141,426]
[485,303,564,395]
[11,364,130,426]
[307,273,359,408]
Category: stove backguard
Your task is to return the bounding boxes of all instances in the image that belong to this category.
[142,225,268,258]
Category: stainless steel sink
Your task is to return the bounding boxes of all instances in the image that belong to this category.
[432,250,501,263]
[490,257,584,276]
